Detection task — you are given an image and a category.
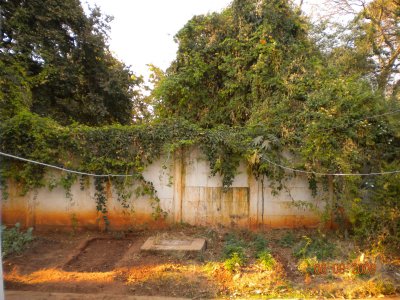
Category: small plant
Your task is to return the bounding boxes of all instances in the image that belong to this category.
[222,234,245,259]
[293,235,336,260]
[257,250,276,270]
[279,232,295,247]
[224,252,245,273]
[222,233,246,272]
[70,213,78,235]
[252,234,268,253]
[1,223,34,257]
[297,257,318,274]
[111,231,126,240]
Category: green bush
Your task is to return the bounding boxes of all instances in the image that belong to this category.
[348,170,400,253]
[1,223,34,257]
[279,232,296,247]
[297,257,318,274]
[222,234,245,259]
[293,235,336,260]
[224,252,245,273]
[251,234,269,253]
[257,250,276,270]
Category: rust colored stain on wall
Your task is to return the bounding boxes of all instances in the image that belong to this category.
[182,187,250,227]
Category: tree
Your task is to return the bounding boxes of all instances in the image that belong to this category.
[321,0,400,97]
[153,0,312,127]
[0,0,142,125]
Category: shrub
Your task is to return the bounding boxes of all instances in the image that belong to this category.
[222,234,245,259]
[1,223,34,257]
[257,250,276,270]
[297,257,318,274]
[252,234,269,253]
[224,252,245,273]
[293,235,336,260]
[279,232,295,247]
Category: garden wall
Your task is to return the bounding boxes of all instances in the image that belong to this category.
[1,149,327,231]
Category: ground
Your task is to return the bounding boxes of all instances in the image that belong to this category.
[3,225,400,299]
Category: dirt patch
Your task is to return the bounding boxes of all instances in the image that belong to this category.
[63,238,133,272]
[3,233,87,275]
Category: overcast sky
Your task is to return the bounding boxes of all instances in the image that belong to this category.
[81,0,326,80]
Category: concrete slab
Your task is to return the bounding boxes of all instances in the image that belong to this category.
[140,236,206,252]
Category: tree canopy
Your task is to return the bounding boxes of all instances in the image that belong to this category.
[153,0,313,127]
[0,0,142,125]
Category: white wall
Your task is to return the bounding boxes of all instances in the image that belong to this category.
[2,148,326,230]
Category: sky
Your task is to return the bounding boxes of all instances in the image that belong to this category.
[81,0,327,80]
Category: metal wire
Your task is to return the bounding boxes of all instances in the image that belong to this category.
[0,109,399,177]
[0,151,134,177]
[263,157,400,176]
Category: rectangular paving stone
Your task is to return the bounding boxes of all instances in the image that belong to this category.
[140,237,206,252]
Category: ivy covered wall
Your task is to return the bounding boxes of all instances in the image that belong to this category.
[1,148,325,231]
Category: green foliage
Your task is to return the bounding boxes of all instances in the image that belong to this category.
[222,234,246,259]
[348,168,400,252]
[293,235,336,260]
[224,252,245,273]
[297,256,318,275]
[0,0,143,125]
[1,223,34,257]
[257,250,276,270]
[251,234,269,254]
[154,0,311,127]
[222,233,246,272]
[279,232,296,247]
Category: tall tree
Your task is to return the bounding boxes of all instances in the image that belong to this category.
[0,0,142,125]
[321,0,400,97]
[153,0,312,127]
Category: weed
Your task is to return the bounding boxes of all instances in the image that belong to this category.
[111,231,126,240]
[1,223,34,257]
[70,213,78,235]
[293,235,336,260]
[257,250,276,270]
[222,234,245,259]
[252,234,268,253]
[222,233,246,272]
[279,231,295,247]
[297,257,318,274]
[224,252,244,272]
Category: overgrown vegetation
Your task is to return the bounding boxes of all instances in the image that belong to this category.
[221,233,277,273]
[1,223,34,257]
[0,0,399,254]
[293,235,337,260]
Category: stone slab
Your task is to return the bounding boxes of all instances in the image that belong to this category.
[140,237,206,252]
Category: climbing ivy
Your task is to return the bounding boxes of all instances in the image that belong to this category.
[1,110,399,253]
[0,111,286,223]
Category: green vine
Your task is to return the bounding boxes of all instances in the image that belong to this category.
[0,110,370,225]
[0,113,284,217]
